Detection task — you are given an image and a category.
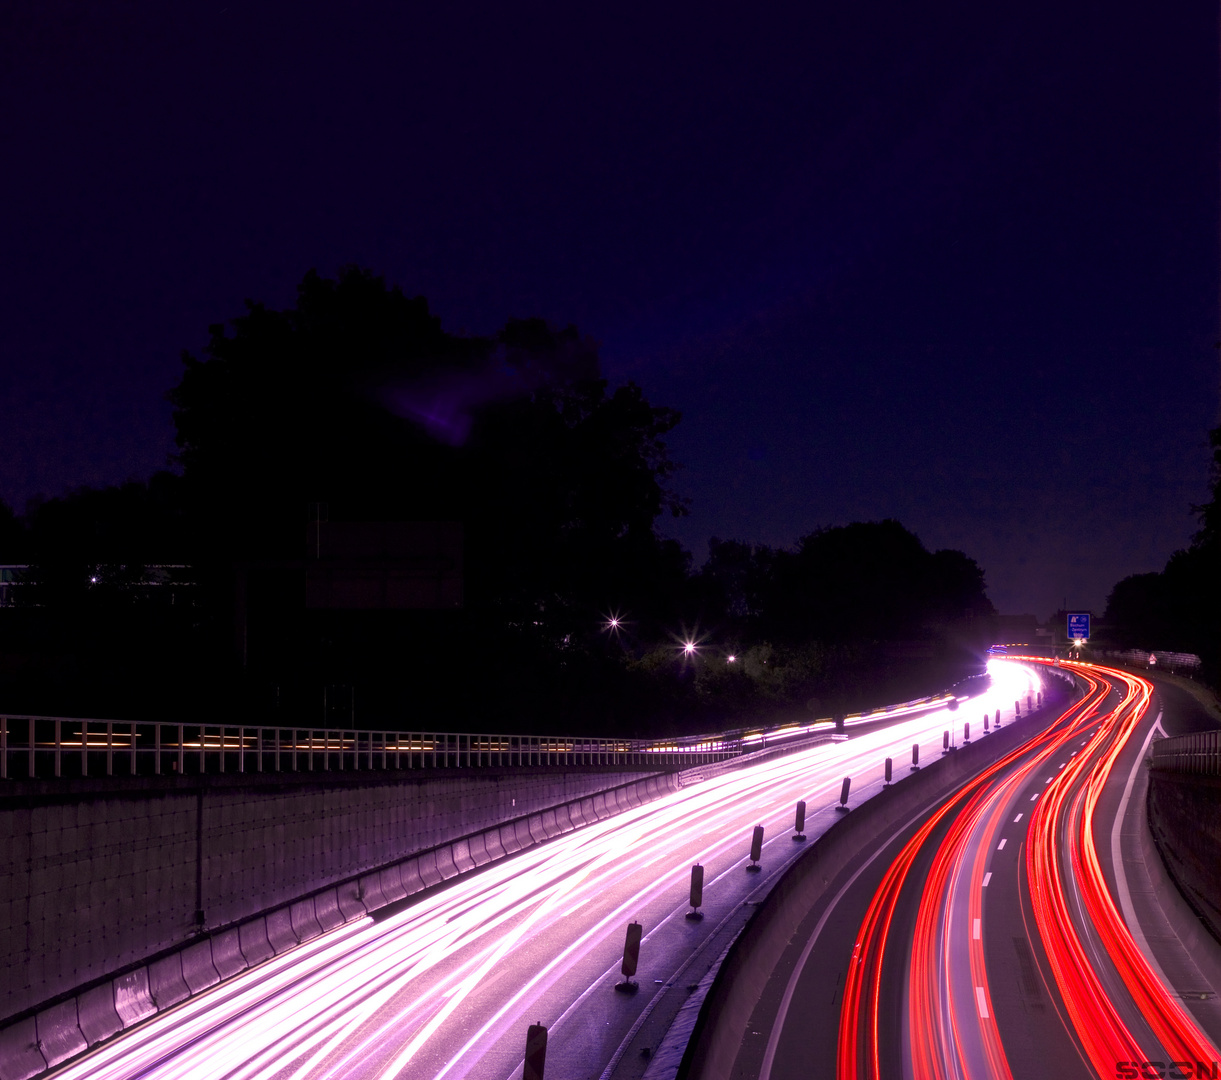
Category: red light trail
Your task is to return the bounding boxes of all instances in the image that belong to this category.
[837,660,1221,1080]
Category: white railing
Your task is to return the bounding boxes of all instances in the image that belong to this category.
[0,682,972,782]
[1151,730,1221,776]
[0,716,740,780]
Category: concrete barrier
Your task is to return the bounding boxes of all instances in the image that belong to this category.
[499,821,522,855]
[383,864,410,903]
[467,832,492,866]
[111,969,155,1027]
[147,955,190,1011]
[237,921,274,967]
[528,814,550,844]
[515,818,535,850]
[416,851,442,889]
[484,827,506,861]
[288,899,322,945]
[358,872,387,912]
[209,929,247,980]
[451,837,476,874]
[33,1002,85,1068]
[179,940,221,994]
[313,890,344,933]
[538,808,560,838]
[0,1019,43,1080]
[75,984,121,1047]
[1,764,669,1035]
[335,881,367,923]
[265,907,298,954]
[678,692,1068,1080]
[0,769,683,1080]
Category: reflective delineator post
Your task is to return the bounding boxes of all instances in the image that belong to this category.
[523,1023,547,1080]
[943,730,950,754]
[1037,690,1042,707]
[995,708,1001,728]
[911,743,920,771]
[747,824,764,870]
[687,864,704,919]
[837,777,851,811]
[616,922,643,991]
[1027,693,1033,712]
[963,721,970,744]
[1014,699,1021,718]
[884,757,892,785]
[793,800,807,841]
[984,712,990,733]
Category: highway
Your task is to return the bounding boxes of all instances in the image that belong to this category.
[752,660,1221,1080]
[49,664,1044,1080]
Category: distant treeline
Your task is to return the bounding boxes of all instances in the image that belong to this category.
[1,268,1017,735]
[1103,425,1220,684]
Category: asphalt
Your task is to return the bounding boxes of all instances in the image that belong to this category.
[749,666,1221,1080]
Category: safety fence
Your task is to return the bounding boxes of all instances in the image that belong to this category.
[0,716,741,780]
[1151,729,1221,776]
[1104,648,1203,672]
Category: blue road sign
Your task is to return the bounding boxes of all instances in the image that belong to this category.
[1067,613,1090,640]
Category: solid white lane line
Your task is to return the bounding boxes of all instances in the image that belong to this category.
[1109,711,1173,990]
[758,798,949,1080]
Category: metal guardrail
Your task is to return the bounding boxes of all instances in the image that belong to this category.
[1151,730,1221,776]
[1105,648,1203,672]
[0,685,969,782]
[0,716,740,781]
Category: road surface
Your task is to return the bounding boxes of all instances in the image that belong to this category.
[753,661,1221,1080]
[51,666,1045,1080]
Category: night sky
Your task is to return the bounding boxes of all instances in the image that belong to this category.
[2,2,1217,618]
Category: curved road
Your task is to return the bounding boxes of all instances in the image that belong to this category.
[753,661,1221,1080]
[49,667,1045,1080]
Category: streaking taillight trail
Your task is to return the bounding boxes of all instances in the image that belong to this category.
[838,659,1220,1080]
[1027,663,1220,1074]
[839,664,1107,1080]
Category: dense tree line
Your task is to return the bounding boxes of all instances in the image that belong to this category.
[0,268,996,733]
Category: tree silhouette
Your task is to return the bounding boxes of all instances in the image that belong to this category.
[167,267,691,715]
[761,520,994,644]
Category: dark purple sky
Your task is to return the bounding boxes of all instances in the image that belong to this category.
[2,2,1216,618]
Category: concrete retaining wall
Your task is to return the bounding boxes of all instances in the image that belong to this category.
[0,764,670,1077]
[1148,770,1221,943]
[677,694,1068,1080]
[0,770,679,1080]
